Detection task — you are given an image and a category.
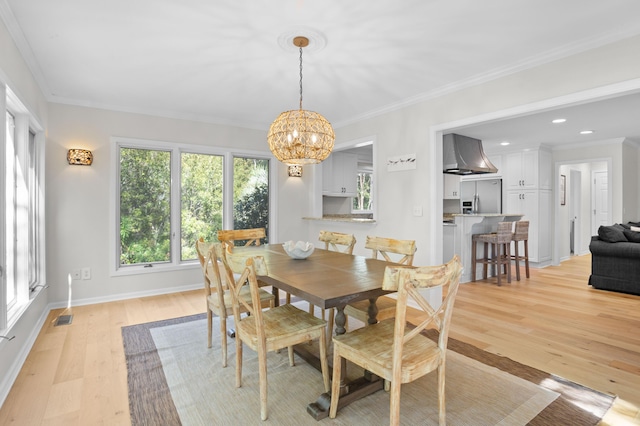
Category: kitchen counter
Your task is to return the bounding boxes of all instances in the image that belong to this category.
[303,215,376,224]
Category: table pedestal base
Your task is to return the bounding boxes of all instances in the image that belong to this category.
[306,377,384,420]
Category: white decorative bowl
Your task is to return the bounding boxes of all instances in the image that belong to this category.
[283,240,315,259]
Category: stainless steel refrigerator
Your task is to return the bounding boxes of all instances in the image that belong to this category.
[459,179,502,214]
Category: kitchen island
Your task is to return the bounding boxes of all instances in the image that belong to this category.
[448,213,523,283]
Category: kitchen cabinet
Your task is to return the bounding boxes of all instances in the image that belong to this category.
[322,152,357,196]
[504,189,552,263]
[443,174,461,199]
[443,224,457,263]
[504,149,551,190]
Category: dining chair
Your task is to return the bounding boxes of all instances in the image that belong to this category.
[311,230,357,342]
[344,235,417,326]
[510,220,530,280]
[329,255,463,426]
[222,253,330,421]
[218,228,292,304]
[195,238,274,367]
[471,221,513,286]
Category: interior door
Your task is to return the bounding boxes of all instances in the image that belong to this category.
[591,170,609,235]
[570,170,581,255]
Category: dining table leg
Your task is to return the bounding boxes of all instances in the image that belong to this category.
[366,297,379,325]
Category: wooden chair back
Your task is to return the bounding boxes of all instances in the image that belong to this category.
[201,242,228,306]
[223,254,269,339]
[318,230,356,254]
[217,228,266,252]
[196,237,215,296]
[365,235,417,265]
[383,255,463,360]
[513,220,529,242]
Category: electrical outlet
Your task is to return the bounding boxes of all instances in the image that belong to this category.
[413,206,423,217]
[81,267,91,280]
[72,269,81,280]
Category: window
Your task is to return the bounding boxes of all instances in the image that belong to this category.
[2,86,45,330]
[353,169,373,212]
[113,139,271,273]
[233,156,269,243]
[181,152,224,261]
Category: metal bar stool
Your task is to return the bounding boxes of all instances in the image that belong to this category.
[471,222,513,286]
[511,220,530,280]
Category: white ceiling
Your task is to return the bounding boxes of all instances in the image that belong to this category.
[3,0,640,147]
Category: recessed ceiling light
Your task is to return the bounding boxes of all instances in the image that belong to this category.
[552,118,566,124]
[580,130,594,135]
[500,141,510,146]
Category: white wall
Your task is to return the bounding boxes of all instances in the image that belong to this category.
[45,104,308,305]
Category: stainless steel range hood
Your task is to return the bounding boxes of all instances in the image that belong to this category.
[442,133,498,175]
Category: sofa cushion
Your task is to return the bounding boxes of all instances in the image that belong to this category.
[623,229,640,243]
[598,225,628,243]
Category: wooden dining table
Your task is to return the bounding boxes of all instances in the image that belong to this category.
[228,243,397,420]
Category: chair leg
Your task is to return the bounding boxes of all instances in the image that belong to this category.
[207,310,213,349]
[288,346,295,366]
[524,239,530,278]
[505,244,511,283]
[483,242,489,279]
[389,377,402,426]
[329,351,343,418]
[471,238,477,282]
[220,315,227,368]
[514,241,521,281]
[319,328,330,392]
[258,346,268,420]
[495,243,502,287]
[235,338,243,388]
[285,292,291,304]
[438,362,446,426]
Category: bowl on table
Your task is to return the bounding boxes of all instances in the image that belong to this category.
[282,240,315,259]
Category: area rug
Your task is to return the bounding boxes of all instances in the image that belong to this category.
[122,312,614,425]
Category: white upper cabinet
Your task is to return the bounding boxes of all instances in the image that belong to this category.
[322,152,358,197]
[504,149,551,190]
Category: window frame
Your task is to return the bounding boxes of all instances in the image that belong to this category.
[1,85,46,332]
[110,137,275,276]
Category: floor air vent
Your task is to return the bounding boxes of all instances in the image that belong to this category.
[54,315,73,326]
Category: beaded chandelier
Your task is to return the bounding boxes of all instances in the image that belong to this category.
[267,36,334,165]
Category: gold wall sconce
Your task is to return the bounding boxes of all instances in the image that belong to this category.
[288,165,303,177]
[67,149,93,166]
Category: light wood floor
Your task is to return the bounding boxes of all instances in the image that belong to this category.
[0,254,638,424]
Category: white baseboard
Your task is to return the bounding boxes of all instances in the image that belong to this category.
[46,282,202,310]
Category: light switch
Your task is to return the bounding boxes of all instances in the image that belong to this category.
[413,206,423,216]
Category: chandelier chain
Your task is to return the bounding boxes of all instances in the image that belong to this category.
[299,46,303,110]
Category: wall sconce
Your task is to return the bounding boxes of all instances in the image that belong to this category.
[67,149,93,166]
[288,165,302,177]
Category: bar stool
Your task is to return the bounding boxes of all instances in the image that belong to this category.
[471,222,512,286]
[511,220,530,280]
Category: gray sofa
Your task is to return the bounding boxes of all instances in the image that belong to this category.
[588,223,640,296]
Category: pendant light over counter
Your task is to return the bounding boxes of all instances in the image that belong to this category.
[267,36,335,165]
